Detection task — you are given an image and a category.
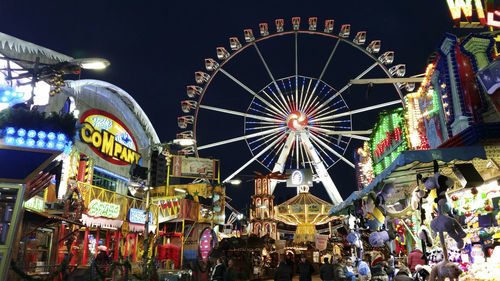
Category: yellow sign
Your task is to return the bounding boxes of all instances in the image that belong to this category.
[79,110,141,166]
[446,0,500,28]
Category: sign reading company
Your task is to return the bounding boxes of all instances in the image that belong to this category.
[128,208,153,225]
[88,199,120,218]
[79,110,141,165]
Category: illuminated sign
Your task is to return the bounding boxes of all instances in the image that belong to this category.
[79,110,141,165]
[286,169,313,187]
[24,196,44,212]
[446,0,500,28]
[88,199,120,218]
[369,109,408,176]
[128,208,153,224]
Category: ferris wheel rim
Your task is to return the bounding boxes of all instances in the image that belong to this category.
[191,29,405,158]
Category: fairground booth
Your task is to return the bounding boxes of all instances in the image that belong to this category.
[329,28,500,280]
[0,31,163,279]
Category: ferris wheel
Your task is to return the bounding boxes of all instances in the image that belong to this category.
[177,17,412,205]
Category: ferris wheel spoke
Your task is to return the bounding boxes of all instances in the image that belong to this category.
[308,136,335,166]
[269,132,296,194]
[299,132,343,204]
[318,39,341,83]
[309,62,379,117]
[223,133,284,183]
[219,68,286,115]
[313,99,402,122]
[308,133,355,168]
[310,126,370,141]
[261,90,288,116]
[198,127,283,150]
[253,43,292,113]
[199,104,283,123]
[295,135,300,169]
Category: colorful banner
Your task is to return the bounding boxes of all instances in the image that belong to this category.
[79,109,141,165]
[88,199,120,219]
[171,156,215,179]
[315,234,329,251]
[128,208,153,225]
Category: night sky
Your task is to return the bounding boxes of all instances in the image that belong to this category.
[0,1,477,211]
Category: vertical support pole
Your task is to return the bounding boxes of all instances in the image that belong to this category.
[134,234,138,262]
[82,228,89,265]
[125,235,128,259]
[180,219,185,269]
[114,231,120,261]
[106,230,110,255]
[95,228,100,259]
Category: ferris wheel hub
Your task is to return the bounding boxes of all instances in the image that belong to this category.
[285,110,308,131]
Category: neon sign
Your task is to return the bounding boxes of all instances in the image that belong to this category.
[79,110,141,165]
[24,196,44,212]
[128,208,153,224]
[369,109,408,176]
[88,199,120,218]
[446,0,500,28]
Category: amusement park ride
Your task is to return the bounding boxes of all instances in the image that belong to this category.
[177,17,418,204]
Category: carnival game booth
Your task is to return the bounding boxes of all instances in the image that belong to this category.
[41,80,161,272]
[330,31,500,280]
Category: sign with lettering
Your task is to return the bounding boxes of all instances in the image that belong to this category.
[79,110,141,165]
[128,208,153,224]
[369,109,408,176]
[447,0,500,28]
[24,196,44,212]
[171,156,216,179]
[88,199,120,218]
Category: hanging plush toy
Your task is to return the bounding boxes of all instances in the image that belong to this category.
[418,225,433,248]
[422,171,454,206]
[411,186,428,210]
[375,183,396,208]
[430,214,467,249]
[394,220,407,255]
[369,230,389,247]
[347,231,362,248]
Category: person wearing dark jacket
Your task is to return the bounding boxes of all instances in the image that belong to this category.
[224,259,238,281]
[274,260,292,281]
[211,258,225,281]
[407,248,426,273]
[319,257,335,281]
[393,266,413,281]
[333,258,346,281]
[371,261,389,281]
[297,256,315,281]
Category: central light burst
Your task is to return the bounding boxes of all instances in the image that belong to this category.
[285,110,308,131]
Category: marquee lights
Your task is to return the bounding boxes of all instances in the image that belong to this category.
[369,109,408,176]
[445,0,500,28]
[2,127,70,151]
[88,199,120,219]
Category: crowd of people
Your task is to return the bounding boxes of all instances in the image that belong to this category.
[210,248,427,281]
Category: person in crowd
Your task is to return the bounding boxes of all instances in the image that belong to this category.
[343,257,356,281]
[224,259,238,281]
[95,245,110,271]
[211,257,225,281]
[319,257,335,281]
[297,255,315,281]
[274,259,292,281]
[371,260,389,281]
[407,247,426,273]
[393,266,413,281]
[285,253,294,277]
[334,257,346,281]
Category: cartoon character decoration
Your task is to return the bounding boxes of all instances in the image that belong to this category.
[394,220,407,255]
[427,247,444,266]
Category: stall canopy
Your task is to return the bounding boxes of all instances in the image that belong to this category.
[329,146,488,216]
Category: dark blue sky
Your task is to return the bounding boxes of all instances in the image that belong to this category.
[0,0,479,210]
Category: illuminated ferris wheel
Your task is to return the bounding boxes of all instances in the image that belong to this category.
[177,17,412,205]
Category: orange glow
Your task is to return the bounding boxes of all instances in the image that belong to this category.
[447,0,485,22]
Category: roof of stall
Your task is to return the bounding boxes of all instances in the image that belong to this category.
[279,191,332,207]
[0,32,73,66]
[329,145,489,216]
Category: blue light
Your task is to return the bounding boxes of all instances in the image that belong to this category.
[16,92,24,98]
[16,137,25,145]
[36,140,45,148]
[27,130,36,138]
[57,133,66,141]
[47,132,56,140]
[5,127,15,135]
[4,91,10,96]
[26,139,35,147]
[55,142,65,150]
[1,97,7,102]
[37,131,46,139]
[17,128,26,137]
[5,136,14,144]
[46,141,55,149]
